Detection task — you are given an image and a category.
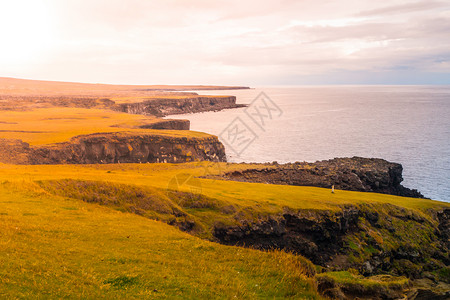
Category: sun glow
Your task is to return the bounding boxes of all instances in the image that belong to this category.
[0,1,55,65]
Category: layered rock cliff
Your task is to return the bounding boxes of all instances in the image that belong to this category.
[137,119,190,130]
[115,96,245,117]
[213,205,450,296]
[0,133,226,165]
[220,157,424,198]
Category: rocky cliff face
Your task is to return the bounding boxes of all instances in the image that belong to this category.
[115,96,245,117]
[221,157,424,198]
[138,119,190,130]
[213,205,450,281]
[214,208,360,265]
[0,133,226,164]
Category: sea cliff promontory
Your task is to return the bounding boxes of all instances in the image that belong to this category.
[217,157,424,198]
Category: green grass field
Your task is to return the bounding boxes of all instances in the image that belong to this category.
[1,162,446,213]
[0,160,448,299]
[0,181,319,299]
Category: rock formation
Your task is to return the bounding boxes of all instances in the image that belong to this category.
[220,157,425,198]
[213,205,450,291]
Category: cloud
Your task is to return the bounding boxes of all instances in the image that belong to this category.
[356,1,447,17]
[1,0,449,84]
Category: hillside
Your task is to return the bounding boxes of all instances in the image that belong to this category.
[0,77,449,299]
[0,181,318,299]
[1,162,449,298]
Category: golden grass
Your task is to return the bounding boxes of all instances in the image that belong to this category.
[0,107,209,145]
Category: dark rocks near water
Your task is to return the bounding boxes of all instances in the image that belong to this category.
[221,157,425,198]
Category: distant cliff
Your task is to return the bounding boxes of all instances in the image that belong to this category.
[0,133,226,164]
[115,96,245,117]
[0,94,246,119]
[137,119,190,130]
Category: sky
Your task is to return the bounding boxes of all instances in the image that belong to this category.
[0,0,449,85]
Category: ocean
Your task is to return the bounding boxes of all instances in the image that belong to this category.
[169,86,450,202]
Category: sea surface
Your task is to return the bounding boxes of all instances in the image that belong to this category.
[169,86,450,202]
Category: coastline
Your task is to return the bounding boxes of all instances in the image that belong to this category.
[1,78,449,299]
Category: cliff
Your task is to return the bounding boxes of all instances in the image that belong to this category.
[0,133,226,164]
[220,157,424,198]
[213,206,449,271]
[115,96,246,117]
[212,206,450,298]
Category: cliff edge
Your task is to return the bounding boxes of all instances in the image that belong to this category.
[0,133,226,165]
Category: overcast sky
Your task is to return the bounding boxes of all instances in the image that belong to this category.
[1,0,449,85]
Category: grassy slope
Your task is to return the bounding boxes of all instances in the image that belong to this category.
[1,162,446,213]
[1,162,448,249]
[0,184,319,299]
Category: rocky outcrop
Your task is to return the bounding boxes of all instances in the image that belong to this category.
[138,119,190,130]
[115,96,246,117]
[0,133,226,164]
[220,157,425,198]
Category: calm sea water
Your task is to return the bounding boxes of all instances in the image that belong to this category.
[170,86,450,202]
